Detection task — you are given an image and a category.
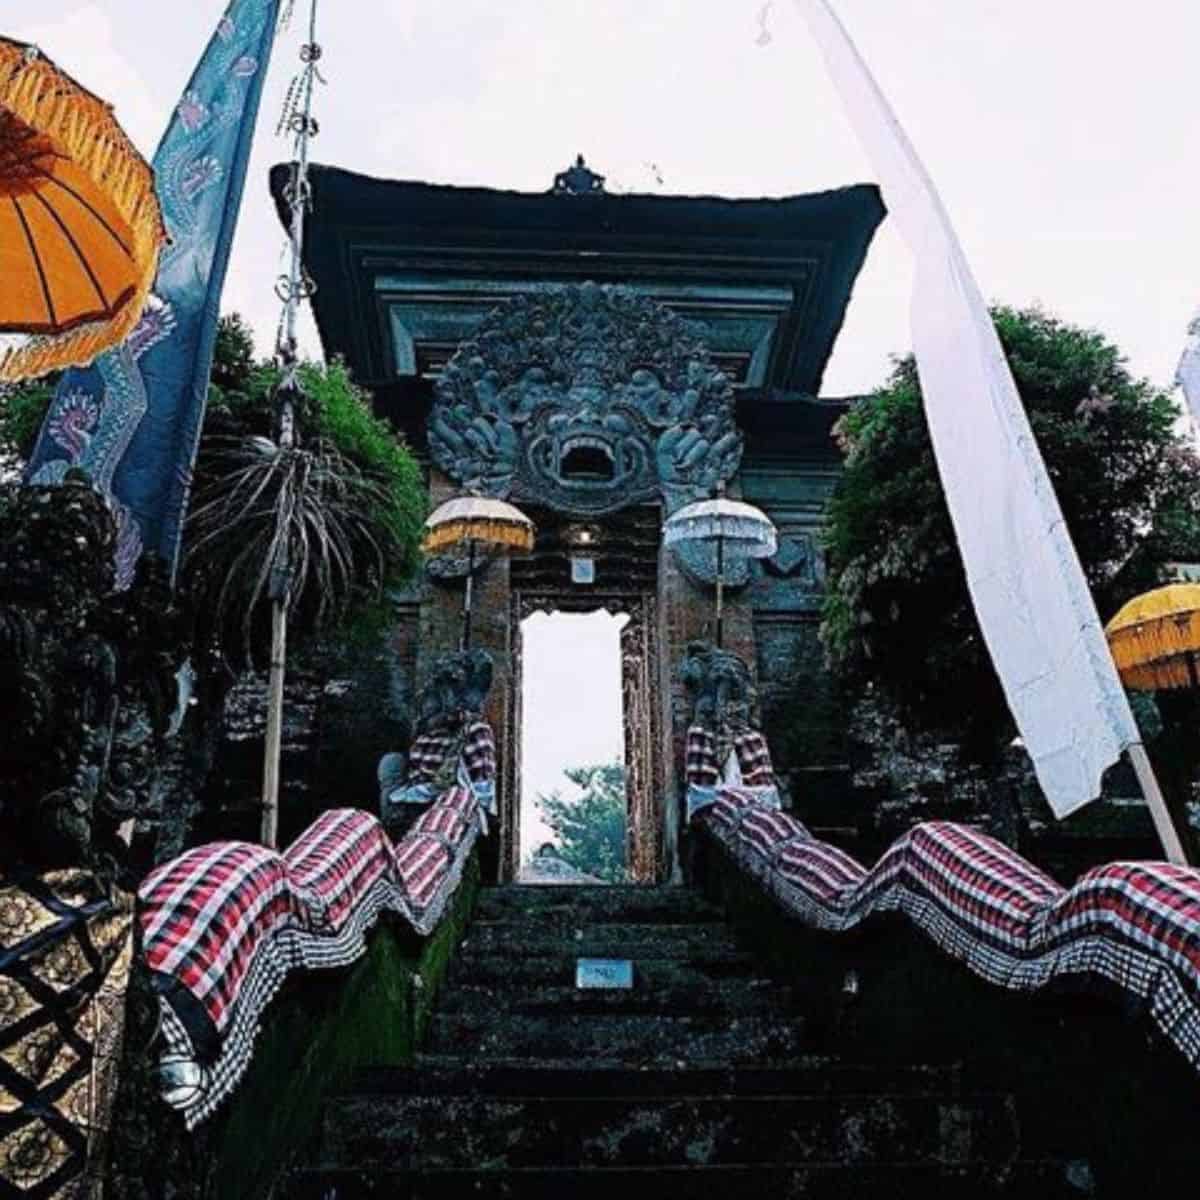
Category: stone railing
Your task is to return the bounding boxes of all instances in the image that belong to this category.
[698,786,1200,1076]
[138,787,483,1128]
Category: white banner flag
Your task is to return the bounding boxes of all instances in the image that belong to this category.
[1176,308,1200,429]
[793,0,1140,817]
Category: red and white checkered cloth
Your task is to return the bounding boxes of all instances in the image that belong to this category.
[141,841,307,1038]
[407,732,459,783]
[461,720,497,788]
[685,725,776,788]
[139,789,484,1129]
[283,808,396,933]
[733,732,776,788]
[407,720,496,788]
[685,725,721,787]
[699,796,1200,1075]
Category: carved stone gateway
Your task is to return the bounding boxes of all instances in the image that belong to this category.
[429,282,742,518]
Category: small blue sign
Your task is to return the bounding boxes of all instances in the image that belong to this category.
[576,958,634,990]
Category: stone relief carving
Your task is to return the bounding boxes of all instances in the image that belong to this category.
[429,282,742,521]
[0,479,188,874]
[760,529,822,587]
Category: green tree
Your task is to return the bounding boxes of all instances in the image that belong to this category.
[186,319,426,660]
[537,762,628,883]
[822,305,1200,772]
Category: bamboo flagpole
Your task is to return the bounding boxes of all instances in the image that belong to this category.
[260,0,320,848]
[1128,744,1189,866]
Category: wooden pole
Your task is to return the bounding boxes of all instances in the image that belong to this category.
[261,594,288,848]
[715,530,725,650]
[461,537,476,651]
[1128,742,1189,866]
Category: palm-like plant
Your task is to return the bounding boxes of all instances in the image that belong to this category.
[186,379,409,846]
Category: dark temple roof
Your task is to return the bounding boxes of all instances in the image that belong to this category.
[271,162,885,404]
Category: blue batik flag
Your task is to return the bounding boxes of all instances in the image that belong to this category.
[26,0,281,586]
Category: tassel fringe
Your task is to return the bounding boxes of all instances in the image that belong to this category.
[422,519,535,555]
[0,38,165,381]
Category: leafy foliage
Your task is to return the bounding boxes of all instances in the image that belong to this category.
[0,316,426,598]
[187,318,424,661]
[536,762,628,883]
[0,374,57,472]
[822,305,1200,765]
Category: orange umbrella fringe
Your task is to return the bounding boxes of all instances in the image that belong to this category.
[422,519,535,555]
[1105,585,1200,692]
[0,38,165,381]
[1108,614,1200,668]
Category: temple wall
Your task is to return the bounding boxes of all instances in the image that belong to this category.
[741,439,850,817]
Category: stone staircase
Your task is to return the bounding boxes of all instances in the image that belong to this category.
[287,884,1088,1198]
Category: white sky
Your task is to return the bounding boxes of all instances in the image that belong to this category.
[519,609,627,857]
[8,0,1199,396]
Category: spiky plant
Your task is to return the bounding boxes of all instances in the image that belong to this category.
[186,412,408,846]
[186,434,398,657]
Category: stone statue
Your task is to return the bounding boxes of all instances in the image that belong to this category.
[679,641,780,821]
[377,649,497,835]
[681,641,759,734]
[0,479,188,875]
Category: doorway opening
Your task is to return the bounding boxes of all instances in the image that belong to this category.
[518,608,629,883]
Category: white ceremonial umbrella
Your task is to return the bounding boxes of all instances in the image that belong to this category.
[663,485,776,648]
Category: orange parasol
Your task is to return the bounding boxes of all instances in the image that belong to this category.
[0,37,165,382]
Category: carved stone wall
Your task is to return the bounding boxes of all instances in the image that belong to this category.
[0,480,190,876]
[741,442,851,817]
[428,282,742,524]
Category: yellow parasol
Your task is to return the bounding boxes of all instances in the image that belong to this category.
[1105,583,1200,864]
[1105,584,1200,692]
[0,37,165,382]
[423,496,535,649]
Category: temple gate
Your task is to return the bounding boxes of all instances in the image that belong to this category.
[278,156,887,881]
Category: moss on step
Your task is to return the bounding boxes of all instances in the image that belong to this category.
[203,851,480,1200]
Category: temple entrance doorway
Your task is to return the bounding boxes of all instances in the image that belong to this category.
[500,504,669,884]
[517,609,629,884]
[506,597,664,885]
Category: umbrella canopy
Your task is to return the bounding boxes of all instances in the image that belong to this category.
[422,495,536,555]
[663,493,776,649]
[1106,584,1200,692]
[662,496,778,559]
[0,37,165,382]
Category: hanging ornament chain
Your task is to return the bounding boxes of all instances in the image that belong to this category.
[273,0,322,450]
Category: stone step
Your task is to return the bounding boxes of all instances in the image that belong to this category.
[364,1059,971,1101]
[319,1087,1021,1171]
[423,1009,807,1064]
[473,885,722,924]
[285,1160,1087,1199]
[457,921,744,960]
[436,978,787,1017]
[445,950,764,990]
